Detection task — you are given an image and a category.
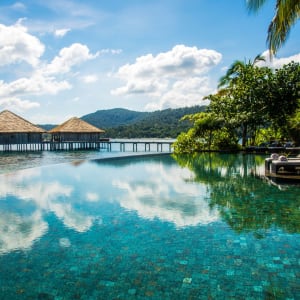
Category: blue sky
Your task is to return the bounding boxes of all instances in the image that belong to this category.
[0,0,299,124]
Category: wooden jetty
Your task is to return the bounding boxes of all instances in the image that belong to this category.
[0,140,174,153]
[104,140,173,152]
[0,110,174,153]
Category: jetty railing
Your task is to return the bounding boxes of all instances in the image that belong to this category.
[0,139,174,153]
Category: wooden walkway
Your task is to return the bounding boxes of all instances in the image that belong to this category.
[0,140,174,153]
[107,140,173,152]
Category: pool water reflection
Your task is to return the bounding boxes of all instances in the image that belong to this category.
[0,153,299,299]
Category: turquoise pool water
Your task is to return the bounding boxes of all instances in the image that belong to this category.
[0,153,299,299]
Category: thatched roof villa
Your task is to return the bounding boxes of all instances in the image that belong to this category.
[49,117,105,142]
[0,111,106,151]
[0,110,45,147]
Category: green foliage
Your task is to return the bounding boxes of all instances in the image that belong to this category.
[82,108,146,128]
[212,129,241,151]
[255,127,282,145]
[174,60,300,153]
[173,130,201,153]
[217,56,273,146]
[173,112,240,153]
[287,107,300,145]
[267,62,300,134]
[247,0,300,55]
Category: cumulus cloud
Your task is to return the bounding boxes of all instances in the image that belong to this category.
[146,77,212,110]
[54,28,71,37]
[259,50,300,69]
[44,43,99,75]
[0,75,71,96]
[111,44,222,110]
[0,21,44,67]
[0,97,40,112]
[82,74,98,83]
[0,21,99,112]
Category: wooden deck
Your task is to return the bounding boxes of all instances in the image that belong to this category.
[0,140,174,153]
[265,156,300,181]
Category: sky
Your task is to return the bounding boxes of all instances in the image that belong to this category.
[0,0,299,124]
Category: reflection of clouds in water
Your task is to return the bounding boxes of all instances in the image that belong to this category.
[0,168,72,208]
[0,167,96,235]
[86,192,99,202]
[59,237,71,248]
[0,211,48,254]
[52,202,95,232]
[113,164,219,227]
[0,157,220,255]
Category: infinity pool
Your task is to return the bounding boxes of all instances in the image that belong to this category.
[0,153,299,299]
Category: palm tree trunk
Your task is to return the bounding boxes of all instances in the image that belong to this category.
[242,124,247,147]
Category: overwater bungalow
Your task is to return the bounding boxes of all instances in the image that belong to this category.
[0,110,46,151]
[46,117,106,150]
[49,117,105,142]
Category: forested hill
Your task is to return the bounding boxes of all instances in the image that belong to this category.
[82,106,206,138]
[81,108,146,128]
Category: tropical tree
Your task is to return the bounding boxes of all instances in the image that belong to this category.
[287,108,300,145]
[247,0,300,55]
[218,54,266,87]
[173,112,225,153]
[217,55,271,146]
[266,61,300,136]
[174,58,299,153]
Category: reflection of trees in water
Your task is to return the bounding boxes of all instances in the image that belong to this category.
[92,154,175,168]
[173,153,300,235]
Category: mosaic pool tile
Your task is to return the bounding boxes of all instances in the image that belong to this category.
[0,154,299,299]
[253,285,263,292]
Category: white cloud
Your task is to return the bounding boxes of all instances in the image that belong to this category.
[54,28,71,37]
[111,44,222,110]
[99,48,123,55]
[0,21,99,112]
[0,20,44,67]
[45,43,99,75]
[0,75,71,97]
[11,2,26,11]
[146,77,212,110]
[0,97,40,112]
[82,74,98,83]
[259,50,300,69]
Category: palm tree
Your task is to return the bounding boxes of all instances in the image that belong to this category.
[217,55,267,147]
[246,0,300,55]
[218,54,265,88]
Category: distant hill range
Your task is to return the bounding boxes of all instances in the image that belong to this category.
[40,106,206,138]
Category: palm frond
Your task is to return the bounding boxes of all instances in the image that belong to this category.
[267,0,300,54]
[246,0,268,12]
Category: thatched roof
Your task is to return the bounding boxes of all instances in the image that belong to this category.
[49,117,105,133]
[0,110,45,133]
